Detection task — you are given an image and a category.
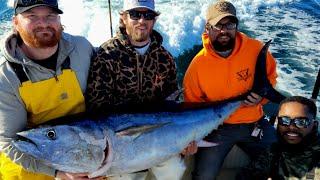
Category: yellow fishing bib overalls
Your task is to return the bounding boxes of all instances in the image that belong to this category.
[0,58,85,180]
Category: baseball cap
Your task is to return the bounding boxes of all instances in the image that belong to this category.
[206,0,238,25]
[14,0,63,15]
[123,0,160,15]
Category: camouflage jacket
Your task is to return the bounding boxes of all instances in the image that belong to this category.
[85,29,178,112]
[238,132,320,180]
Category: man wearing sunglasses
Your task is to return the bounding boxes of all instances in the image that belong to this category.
[238,96,319,179]
[86,0,196,179]
[183,0,278,179]
[0,0,100,180]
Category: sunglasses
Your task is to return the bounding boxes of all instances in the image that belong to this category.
[207,22,237,31]
[277,116,312,128]
[127,10,157,21]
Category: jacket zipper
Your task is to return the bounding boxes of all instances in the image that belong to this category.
[136,54,148,100]
[136,54,141,98]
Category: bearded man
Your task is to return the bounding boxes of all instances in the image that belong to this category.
[85,0,197,179]
[237,96,320,179]
[0,0,96,179]
[183,0,279,179]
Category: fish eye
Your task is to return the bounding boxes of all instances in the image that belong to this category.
[47,129,56,140]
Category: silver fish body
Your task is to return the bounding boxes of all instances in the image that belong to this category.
[13,101,241,177]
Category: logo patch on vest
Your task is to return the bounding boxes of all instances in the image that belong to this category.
[236,68,251,81]
[60,92,68,100]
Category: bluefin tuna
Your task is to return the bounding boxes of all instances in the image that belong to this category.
[12,40,285,177]
[13,101,240,177]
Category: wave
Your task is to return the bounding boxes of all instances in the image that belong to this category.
[1,0,319,111]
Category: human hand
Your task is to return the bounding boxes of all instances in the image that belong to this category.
[242,92,262,106]
[55,171,106,180]
[181,141,198,156]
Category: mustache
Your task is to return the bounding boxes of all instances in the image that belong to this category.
[135,24,147,28]
[217,32,232,38]
[33,27,56,33]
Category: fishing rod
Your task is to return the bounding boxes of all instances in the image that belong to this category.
[108,0,113,38]
[311,68,320,101]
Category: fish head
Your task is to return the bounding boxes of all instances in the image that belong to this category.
[13,124,107,173]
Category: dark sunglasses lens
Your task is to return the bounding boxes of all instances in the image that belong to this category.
[294,120,305,128]
[278,117,311,128]
[144,12,156,20]
[128,11,140,20]
[295,118,310,128]
[278,117,291,126]
[128,10,156,20]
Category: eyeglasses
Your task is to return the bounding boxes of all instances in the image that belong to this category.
[127,10,157,21]
[207,22,237,31]
[277,116,312,128]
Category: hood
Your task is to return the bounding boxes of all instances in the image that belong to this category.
[1,33,21,64]
[201,31,248,60]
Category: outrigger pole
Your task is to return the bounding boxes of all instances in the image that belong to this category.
[311,68,320,101]
[108,0,113,37]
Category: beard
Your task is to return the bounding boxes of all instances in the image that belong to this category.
[18,25,63,48]
[212,32,235,52]
[127,24,151,42]
[277,128,318,152]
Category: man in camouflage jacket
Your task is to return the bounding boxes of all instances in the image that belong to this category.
[85,28,177,110]
[85,0,196,179]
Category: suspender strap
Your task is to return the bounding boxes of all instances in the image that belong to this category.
[8,62,29,83]
[61,56,71,70]
[8,56,70,83]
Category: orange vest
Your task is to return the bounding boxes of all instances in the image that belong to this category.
[183,32,277,124]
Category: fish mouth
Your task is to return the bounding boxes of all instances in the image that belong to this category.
[16,134,38,148]
[12,133,43,159]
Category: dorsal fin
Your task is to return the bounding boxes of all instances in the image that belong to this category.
[251,40,286,103]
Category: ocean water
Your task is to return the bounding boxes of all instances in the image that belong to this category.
[0,0,319,113]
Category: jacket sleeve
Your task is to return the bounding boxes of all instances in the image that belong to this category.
[0,71,56,176]
[85,47,116,112]
[183,57,205,102]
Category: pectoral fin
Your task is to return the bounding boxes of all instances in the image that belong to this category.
[197,140,219,147]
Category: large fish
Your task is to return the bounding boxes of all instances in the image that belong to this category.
[12,41,285,177]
